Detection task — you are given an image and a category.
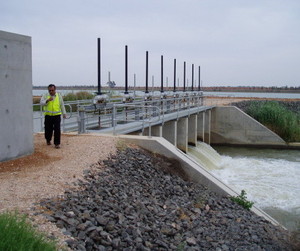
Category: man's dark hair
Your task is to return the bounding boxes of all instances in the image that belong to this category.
[48,84,56,89]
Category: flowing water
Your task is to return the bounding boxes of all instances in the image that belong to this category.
[188,142,300,231]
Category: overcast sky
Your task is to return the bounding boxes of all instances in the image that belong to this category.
[1,0,300,87]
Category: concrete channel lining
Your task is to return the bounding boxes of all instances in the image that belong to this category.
[86,133,281,227]
[210,106,286,146]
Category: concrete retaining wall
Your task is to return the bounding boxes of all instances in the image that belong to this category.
[0,30,33,162]
[210,106,286,146]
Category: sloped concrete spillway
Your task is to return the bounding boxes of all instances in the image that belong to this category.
[187,142,222,170]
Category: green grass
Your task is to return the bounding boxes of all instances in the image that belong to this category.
[246,101,300,142]
[0,211,58,251]
[63,91,94,101]
[230,190,254,210]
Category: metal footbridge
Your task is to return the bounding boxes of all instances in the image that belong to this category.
[33,92,215,137]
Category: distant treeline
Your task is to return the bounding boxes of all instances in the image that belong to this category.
[33,85,300,93]
[202,86,300,93]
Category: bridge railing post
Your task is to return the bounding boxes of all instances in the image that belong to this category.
[153,101,157,117]
[78,109,86,134]
[148,121,152,138]
[135,104,140,121]
[166,100,169,113]
[179,96,182,110]
[112,104,116,135]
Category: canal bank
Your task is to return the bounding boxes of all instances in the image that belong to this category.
[38,144,295,250]
[1,134,298,250]
[186,142,300,232]
[118,134,281,226]
[31,95,300,233]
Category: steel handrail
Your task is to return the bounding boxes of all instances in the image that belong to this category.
[33,92,205,133]
[112,103,161,136]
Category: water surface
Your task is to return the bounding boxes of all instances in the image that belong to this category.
[211,146,300,231]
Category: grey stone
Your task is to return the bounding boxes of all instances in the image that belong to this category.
[36,147,293,251]
[186,237,197,245]
[96,216,109,226]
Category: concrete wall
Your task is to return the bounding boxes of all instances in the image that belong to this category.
[162,120,177,145]
[188,114,197,146]
[211,106,286,146]
[177,117,188,152]
[0,30,33,162]
[197,110,212,144]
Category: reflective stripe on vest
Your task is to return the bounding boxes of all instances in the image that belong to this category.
[44,93,62,116]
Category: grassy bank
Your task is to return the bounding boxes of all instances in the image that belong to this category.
[245,101,300,142]
[0,212,58,251]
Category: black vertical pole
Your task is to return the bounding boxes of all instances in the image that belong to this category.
[198,65,201,91]
[191,64,194,91]
[145,51,149,93]
[173,59,176,92]
[124,45,128,94]
[183,61,186,92]
[97,38,102,95]
[161,55,164,92]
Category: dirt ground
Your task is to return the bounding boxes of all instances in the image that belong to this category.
[0,133,117,248]
[204,95,300,106]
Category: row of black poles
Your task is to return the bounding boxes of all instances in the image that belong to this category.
[125,45,128,94]
[192,64,194,92]
[183,61,186,92]
[173,59,176,92]
[97,38,102,95]
[97,38,202,96]
[145,51,149,93]
[161,55,164,93]
[198,66,201,91]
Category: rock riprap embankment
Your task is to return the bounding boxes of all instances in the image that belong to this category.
[38,147,291,250]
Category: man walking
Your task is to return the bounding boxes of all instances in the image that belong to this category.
[40,84,66,149]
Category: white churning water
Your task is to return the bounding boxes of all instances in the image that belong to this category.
[188,142,300,231]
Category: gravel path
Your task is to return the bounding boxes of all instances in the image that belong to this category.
[0,133,117,249]
[38,147,295,250]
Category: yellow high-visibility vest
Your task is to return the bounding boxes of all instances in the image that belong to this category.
[44,93,62,116]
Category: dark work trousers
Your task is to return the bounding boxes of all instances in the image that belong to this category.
[44,115,61,145]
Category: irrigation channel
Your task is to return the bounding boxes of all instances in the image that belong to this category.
[188,142,300,231]
[33,91,300,232]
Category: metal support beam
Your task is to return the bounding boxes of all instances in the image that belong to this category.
[124,45,128,94]
[208,109,211,145]
[198,65,201,91]
[145,51,149,93]
[97,38,102,95]
[191,63,194,92]
[202,111,205,142]
[173,59,176,92]
[183,61,186,92]
[161,55,164,93]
